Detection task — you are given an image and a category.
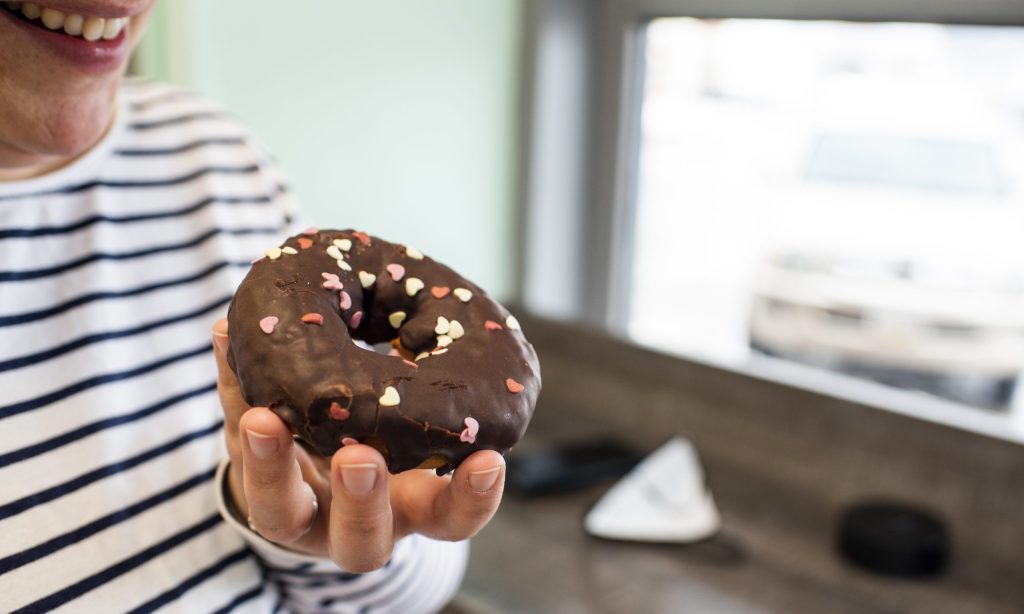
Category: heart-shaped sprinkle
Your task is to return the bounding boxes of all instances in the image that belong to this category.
[259,316,279,334]
[460,417,480,444]
[436,335,453,348]
[406,246,424,260]
[414,352,430,362]
[405,277,424,296]
[403,359,419,369]
[448,320,465,340]
[431,286,450,299]
[349,310,363,328]
[326,245,343,260]
[329,402,351,420]
[339,291,352,310]
[337,259,352,271]
[505,315,521,330]
[281,246,298,255]
[484,320,503,331]
[379,386,400,406]
[302,312,324,325]
[322,272,340,281]
[302,226,319,236]
[334,238,352,251]
[431,347,449,356]
[342,437,359,446]
[323,280,344,291]
[264,247,282,260]
[358,271,376,288]
[352,231,371,246]
[505,378,525,394]
[435,316,451,335]
[386,263,405,282]
[453,288,472,303]
[388,311,407,329]
[298,237,313,250]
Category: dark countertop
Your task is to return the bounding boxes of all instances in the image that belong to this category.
[445,404,1022,614]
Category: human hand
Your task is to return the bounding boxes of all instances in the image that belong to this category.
[211,318,505,572]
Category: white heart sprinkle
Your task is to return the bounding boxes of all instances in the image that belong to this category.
[281,246,298,255]
[448,320,465,340]
[435,316,450,335]
[453,288,472,303]
[359,271,376,288]
[326,245,343,260]
[405,277,425,296]
[414,352,430,362]
[431,348,449,356]
[436,335,453,347]
[388,311,407,329]
[379,386,400,407]
[505,315,521,330]
[406,246,424,260]
[337,259,352,271]
[264,247,282,260]
[334,238,352,252]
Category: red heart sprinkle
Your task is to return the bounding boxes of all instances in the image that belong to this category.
[505,378,525,394]
[352,231,371,246]
[329,402,351,420]
[301,313,324,325]
[431,286,450,299]
[297,237,313,249]
[484,320,503,331]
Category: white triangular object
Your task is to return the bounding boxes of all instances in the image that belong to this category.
[584,437,720,543]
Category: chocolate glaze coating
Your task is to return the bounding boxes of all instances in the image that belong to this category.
[226,229,541,473]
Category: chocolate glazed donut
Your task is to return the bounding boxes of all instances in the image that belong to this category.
[226,228,541,474]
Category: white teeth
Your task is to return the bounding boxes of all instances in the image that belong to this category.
[20,2,39,19]
[101,17,124,39]
[7,3,128,42]
[39,7,62,29]
[62,13,81,35]
[81,16,103,40]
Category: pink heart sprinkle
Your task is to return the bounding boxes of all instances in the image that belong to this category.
[352,231,371,246]
[484,320,503,331]
[321,272,340,282]
[386,263,405,282]
[403,359,419,369]
[259,316,279,334]
[339,291,352,310]
[342,437,359,446]
[460,417,480,444]
[329,402,351,421]
[323,280,344,291]
[350,310,363,328]
[302,226,319,236]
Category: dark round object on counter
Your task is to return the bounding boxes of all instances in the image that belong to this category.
[227,228,541,474]
[838,501,949,578]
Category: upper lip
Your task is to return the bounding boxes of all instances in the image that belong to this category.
[11,1,149,19]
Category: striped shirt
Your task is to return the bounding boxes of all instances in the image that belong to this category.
[0,80,467,614]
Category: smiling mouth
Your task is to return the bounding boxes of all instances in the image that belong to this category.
[3,1,127,41]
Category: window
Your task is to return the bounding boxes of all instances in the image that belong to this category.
[520,0,1024,440]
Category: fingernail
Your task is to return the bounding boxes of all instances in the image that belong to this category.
[340,463,377,495]
[212,331,228,354]
[469,466,501,493]
[246,430,279,459]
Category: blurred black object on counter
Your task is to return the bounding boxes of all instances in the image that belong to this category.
[839,501,950,578]
[506,439,643,497]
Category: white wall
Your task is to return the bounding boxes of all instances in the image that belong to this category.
[136,0,522,299]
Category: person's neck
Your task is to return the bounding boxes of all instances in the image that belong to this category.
[0,109,117,182]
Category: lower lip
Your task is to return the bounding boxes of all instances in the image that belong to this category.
[1,8,128,73]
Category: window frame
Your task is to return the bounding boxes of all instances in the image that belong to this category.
[516,0,1024,442]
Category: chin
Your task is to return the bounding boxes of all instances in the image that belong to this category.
[26,89,117,159]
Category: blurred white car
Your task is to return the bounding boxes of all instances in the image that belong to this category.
[750,131,1024,406]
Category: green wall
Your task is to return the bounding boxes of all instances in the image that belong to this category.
[135,0,522,299]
